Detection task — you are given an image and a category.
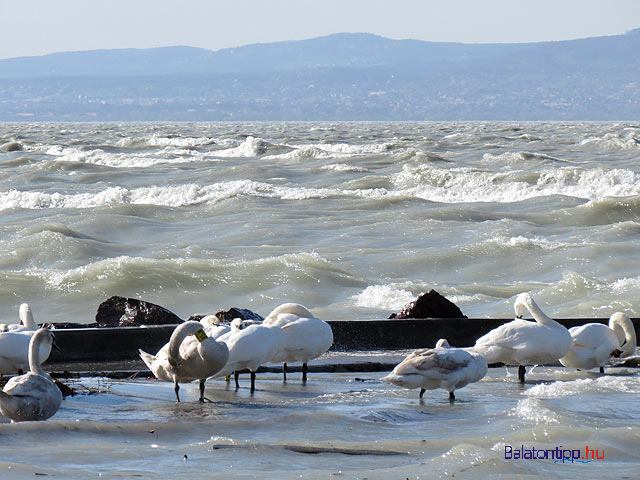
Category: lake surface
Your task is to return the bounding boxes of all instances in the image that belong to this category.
[1,122,640,324]
[1,363,638,479]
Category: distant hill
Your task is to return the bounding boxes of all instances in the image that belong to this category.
[0,31,638,121]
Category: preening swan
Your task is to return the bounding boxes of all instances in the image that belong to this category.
[560,311,637,372]
[382,339,487,401]
[139,321,229,402]
[468,292,571,383]
[264,303,333,383]
[0,305,52,375]
[0,328,62,422]
[213,319,284,392]
[0,303,38,333]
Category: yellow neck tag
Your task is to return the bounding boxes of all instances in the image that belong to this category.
[195,328,208,343]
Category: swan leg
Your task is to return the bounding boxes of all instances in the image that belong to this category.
[174,382,181,403]
[199,380,206,403]
[283,362,287,382]
[518,365,526,383]
[302,363,308,383]
[419,388,426,398]
[234,371,240,390]
[250,372,256,393]
[449,391,455,402]
[599,367,605,374]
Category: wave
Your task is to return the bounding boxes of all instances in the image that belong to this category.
[392,164,640,203]
[352,284,418,311]
[580,131,640,151]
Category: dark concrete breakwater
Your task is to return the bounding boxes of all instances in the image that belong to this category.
[45,317,640,364]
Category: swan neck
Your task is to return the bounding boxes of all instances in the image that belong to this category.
[168,323,194,362]
[611,316,637,356]
[20,305,37,330]
[527,300,562,328]
[28,330,46,375]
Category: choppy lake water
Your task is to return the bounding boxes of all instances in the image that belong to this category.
[2,122,640,323]
[1,365,639,479]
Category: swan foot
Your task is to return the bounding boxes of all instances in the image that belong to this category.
[518,365,526,383]
[449,391,455,402]
[302,363,308,384]
[174,382,181,403]
[419,388,426,398]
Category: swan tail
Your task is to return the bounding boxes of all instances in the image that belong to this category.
[138,349,156,370]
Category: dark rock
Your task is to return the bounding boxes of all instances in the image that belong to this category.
[189,307,264,323]
[94,296,183,327]
[388,289,466,319]
[614,356,640,368]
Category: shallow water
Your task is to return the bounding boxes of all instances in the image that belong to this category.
[1,365,638,479]
[1,122,640,323]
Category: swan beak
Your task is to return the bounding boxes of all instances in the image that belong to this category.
[611,349,622,358]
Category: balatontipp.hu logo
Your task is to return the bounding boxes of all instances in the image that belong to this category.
[504,444,605,464]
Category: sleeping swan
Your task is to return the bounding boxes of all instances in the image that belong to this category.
[139,321,229,402]
[560,312,636,372]
[468,292,571,383]
[264,303,333,383]
[382,339,487,401]
[0,328,62,422]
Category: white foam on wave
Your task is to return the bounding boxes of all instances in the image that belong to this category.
[511,398,561,424]
[487,235,575,251]
[524,376,640,399]
[321,163,369,173]
[45,145,209,168]
[213,136,269,157]
[392,164,640,203]
[115,133,214,148]
[352,284,417,310]
[1,181,392,210]
[580,132,640,151]
[263,142,392,162]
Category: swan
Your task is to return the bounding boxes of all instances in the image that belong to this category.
[382,339,487,401]
[202,315,232,340]
[468,292,571,383]
[263,303,333,383]
[139,321,229,402]
[213,319,284,392]
[0,305,52,376]
[0,328,62,422]
[559,312,637,372]
[0,303,38,333]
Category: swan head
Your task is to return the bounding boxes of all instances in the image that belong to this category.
[513,293,533,319]
[435,339,450,348]
[230,318,243,332]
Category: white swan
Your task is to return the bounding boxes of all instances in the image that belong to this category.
[0,305,52,375]
[1,303,38,333]
[202,315,232,340]
[264,303,333,383]
[139,321,229,402]
[213,319,284,392]
[468,292,571,383]
[382,339,487,401]
[0,328,62,422]
[560,312,637,372]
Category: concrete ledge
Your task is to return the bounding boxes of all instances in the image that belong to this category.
[44,318,640,364]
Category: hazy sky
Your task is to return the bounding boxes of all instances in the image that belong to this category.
[1,0,639,59]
